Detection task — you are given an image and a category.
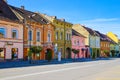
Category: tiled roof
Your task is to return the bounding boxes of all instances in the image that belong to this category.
[83,26,97,36]
[0,0,19,21]
[9,5,49,24]
[95,31,117,44]
[72,29,86,38]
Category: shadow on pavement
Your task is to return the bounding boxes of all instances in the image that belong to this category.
[0,58,118,69]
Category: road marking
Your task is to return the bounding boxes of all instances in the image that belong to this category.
[0,59,119,80]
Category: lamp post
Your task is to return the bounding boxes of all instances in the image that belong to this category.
[27,14,36,63]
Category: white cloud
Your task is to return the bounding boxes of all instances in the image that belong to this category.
[81,18,119,23]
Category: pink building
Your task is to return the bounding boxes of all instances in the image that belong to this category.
[0,0,23,61]
[72,29,86,59]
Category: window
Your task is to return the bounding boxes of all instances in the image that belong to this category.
[48,32,51,42]
[74,40,76,45]
[0,48,5,59]
[69,34,71,40]
[66,33,69,40]
[28,30,32,41]
[77,40,79,45]
[11,48,18,59]
[56,32,58,40]
[0,28,6,38]
[36,31,40,41]
[67,33,71,40]
[60,32,63,40]
[60,48,62,54]
[12,29,18,39]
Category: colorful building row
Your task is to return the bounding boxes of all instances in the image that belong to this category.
[0,0,120,62]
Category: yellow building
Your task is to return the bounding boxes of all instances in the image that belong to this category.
[107,32,119,43]
[41,14,72,59]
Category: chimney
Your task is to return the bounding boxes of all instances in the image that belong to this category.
[21,6,25,10]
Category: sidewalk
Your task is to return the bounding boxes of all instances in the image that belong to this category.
[0,58,113,69]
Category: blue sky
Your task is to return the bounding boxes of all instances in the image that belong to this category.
[7,0,120,38]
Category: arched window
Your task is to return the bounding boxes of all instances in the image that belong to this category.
[56,32,58,40]
[60,32,63,40]
[28,30,32,41]
[48,32,51,42]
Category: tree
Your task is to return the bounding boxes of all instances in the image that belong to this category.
[72,49,79,61]
[30,46,42,60]
[92,52,96,59]
[47,50,52,62]
[111,50,115,57]
[104,50,110,57]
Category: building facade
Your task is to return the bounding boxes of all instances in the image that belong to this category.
[72,29,86,59]
[72,24,90,58]
[10,6,55,60]
[0,0,23,61]
[41,14,72,59]
[107,32,119,57]
[95,31,110,57]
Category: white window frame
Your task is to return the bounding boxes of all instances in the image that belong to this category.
[47,31,51,42]
[28,29,33,41]
[0,27,6,38]
[36,30,41,42]
[11,29,18,39]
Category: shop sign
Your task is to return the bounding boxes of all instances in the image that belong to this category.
[7,42,13,45]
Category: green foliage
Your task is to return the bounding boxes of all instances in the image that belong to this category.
[47,50,52,62]
[31,46,42,54]
[72,49,79,54]
[116,50,119,53]
[111,50,115,57]
[104,50,110,57]
[104,50,109,54]
[72,49,80,60]
[111,50,115,54]
[92,52,95,59]
[28,49,32,57]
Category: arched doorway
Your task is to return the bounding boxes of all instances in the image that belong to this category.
[45,49,52,60]
[66,47,71,59]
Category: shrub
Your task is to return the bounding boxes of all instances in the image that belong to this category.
[47,50,52,62]
[111,50,115,57]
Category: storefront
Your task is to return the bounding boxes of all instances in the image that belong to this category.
[11,48,18,60]
[0,48,5,60]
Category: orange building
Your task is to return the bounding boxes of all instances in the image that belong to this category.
[95,31,110,57]
[10,6,55,60]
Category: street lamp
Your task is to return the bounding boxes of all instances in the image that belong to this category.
[26,14,36,63]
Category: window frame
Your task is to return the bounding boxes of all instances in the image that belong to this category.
[11,29,18,39]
